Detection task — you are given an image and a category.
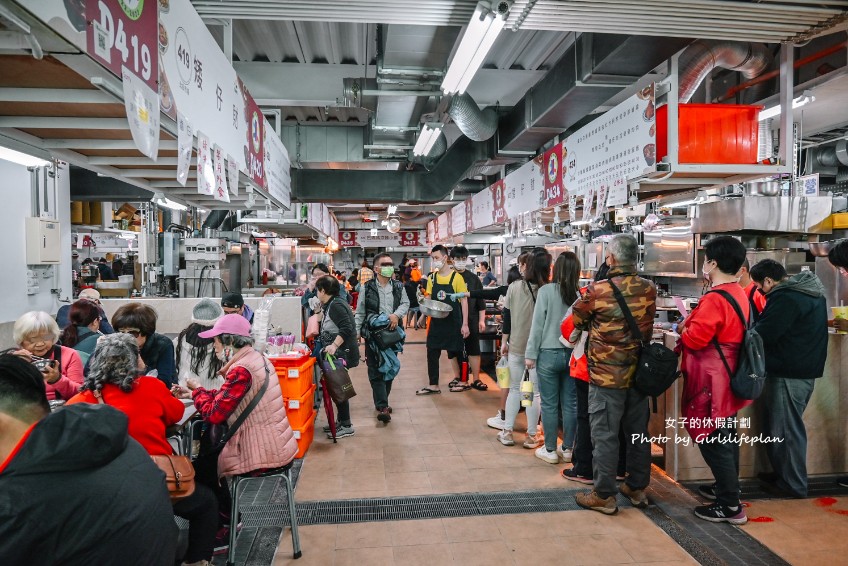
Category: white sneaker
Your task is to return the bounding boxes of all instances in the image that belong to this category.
[497,429,515,446]
[535,446,559,464]
[557,446,573,463]
[487,413,506,430]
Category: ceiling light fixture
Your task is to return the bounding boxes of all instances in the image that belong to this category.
[412,123,443,157]
[759,90,815,121]
[441,1,507,95]
[0,145,50,167]
[151,192,188,211]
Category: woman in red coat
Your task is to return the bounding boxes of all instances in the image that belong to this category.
[678,236,753,526]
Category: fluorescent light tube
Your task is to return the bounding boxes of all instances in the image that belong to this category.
[441,2,504,95]
[152,192,188,211]
[413,124,443,157]
[0,145,50,167]
[758,90,815,121]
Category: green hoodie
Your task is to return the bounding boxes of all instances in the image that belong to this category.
[769,270,825,298]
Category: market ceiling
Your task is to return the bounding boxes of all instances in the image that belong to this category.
[0,0,846,229]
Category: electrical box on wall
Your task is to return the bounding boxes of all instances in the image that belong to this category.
[26,218,61,264]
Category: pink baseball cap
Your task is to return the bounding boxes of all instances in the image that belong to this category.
[198,313,252,339]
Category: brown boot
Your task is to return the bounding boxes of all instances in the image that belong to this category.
[575,490,618,515]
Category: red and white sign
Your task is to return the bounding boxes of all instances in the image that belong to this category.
[240,79,266,189]
[338,230,357,247]
[87,0,158,92]
[196,131,214,196]
[399,231,420,247]
[543,143,564,207]
[490,180,507,225]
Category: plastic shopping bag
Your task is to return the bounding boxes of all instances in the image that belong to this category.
[496,357,510,389]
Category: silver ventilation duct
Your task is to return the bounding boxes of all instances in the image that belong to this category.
[465,164,501,179]
[448,92,498,142]
[679,40,772,103]
[815,140,848,168]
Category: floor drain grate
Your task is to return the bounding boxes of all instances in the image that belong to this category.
[238,488,632,527]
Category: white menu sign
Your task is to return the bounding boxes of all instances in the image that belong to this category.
[451,200,467,236]
[121,66,159,161]
[196,131,214,196]
[606,177,629,208]
[562,84,656,196]
[213,145,230,203]
[176,111,193,186]
[437,210,451,240]
[264,127,292,210]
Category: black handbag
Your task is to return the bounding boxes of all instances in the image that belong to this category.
[366,314,404,350]
[608,280,680,407]
[320,353,357,404]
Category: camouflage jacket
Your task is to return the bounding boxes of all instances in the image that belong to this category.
[571,266,657,389]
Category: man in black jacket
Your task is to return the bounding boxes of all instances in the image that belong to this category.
[750,260,828,498]
[0,354,178,566]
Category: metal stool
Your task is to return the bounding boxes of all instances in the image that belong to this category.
[227,462,301,564]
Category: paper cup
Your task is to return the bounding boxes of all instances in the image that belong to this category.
[833,306,848,334]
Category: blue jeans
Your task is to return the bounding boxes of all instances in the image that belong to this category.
[535,348,576,452]
[763,376,816,497]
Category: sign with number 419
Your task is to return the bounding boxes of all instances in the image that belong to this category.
[87,0,158,92]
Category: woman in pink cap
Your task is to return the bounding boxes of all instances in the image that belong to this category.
[172,313,297,554]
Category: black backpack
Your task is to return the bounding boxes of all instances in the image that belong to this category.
[608,280,679,410]
[710,289,767,400]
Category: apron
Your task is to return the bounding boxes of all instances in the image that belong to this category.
[426,272,463,352]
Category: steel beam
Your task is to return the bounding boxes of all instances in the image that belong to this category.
[41,139,179,150]
[0,88,112,103]
[0,117,129,129]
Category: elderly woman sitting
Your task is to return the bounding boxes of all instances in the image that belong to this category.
[172,314,298,548]
[67,333,218,566]
[14,311,83,400]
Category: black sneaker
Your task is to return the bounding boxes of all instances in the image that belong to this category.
[694,502,747,525]
[838,477,848,488]
[561,468,593,485]
[698,484,717,501]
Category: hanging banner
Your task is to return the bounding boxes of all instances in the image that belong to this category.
[121,66,160,161]
[583,187,595,222]
[451,201,467,237]
[607,177,629,208]
[465,197,474,231]
[338,230,358,247]
[196,131,214,196]
[562,84,656,197]
[87,0,159,92]
[176,111,192,186]
[568,193,578,223]
[226,155,239,195]
[543,142,565,207]
[263,125,292,209]
[355,230,424,248]
[240,79,266,189]
[437,210,451,241]
[596,183,609,219]
[504,157,545,222]
[213,145,230,202]
[490,180,508,225]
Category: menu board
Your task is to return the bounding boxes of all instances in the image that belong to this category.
[437,210,451,241]
[505,157,545,220]
[86,0,159,92]
[264,125,292,209]
[451,200,467,237]
[561,84,656,197]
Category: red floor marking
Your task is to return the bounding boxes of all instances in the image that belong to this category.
[814,497,838,507]
[828,509,848,516]
[749,516,775,523]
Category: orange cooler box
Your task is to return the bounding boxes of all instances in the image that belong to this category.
[271,355,315,399]
[285,383,316,429]
[292,410,316,459]
[657,103,761,165]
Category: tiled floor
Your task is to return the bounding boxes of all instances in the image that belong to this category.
[274,335,698,565]
[740,496,848,565]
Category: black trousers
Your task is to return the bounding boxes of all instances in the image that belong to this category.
[573,377,628,478]
[172,482,219,562]
[696,422,741,507]
[366,343,394,410]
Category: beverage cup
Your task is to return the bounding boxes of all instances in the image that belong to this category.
[832,306,848,334]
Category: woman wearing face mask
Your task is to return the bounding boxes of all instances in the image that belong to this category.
[172,314,298,551]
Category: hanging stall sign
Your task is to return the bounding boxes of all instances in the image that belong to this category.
[596,183,609,218]
[465,197,474,231]
[794,173,819,197]
[607,177,629,208]
[196,131,214,195]
[240,79,266,189]
[399,231,421,247]
[212,144,230,202]
[451,200,467,237]
[159,0,246,170]
[87,0,159,92]
[338,230,358,247]
[562,84,656,197]
[568,193,578,222]
[543,142,565,207]
[176,111,192,185]
[583,187,595,222]
[226,155,239,195]
[437,210,451,241]
[121,66,160,160]
[264,125,292,209]
[505,157,545,221]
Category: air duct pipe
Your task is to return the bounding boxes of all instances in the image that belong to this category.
[678,40,772,103]
[201,209,229,230]
[815,140,848,168]
[412,132,447,167]
[448,92,498,141]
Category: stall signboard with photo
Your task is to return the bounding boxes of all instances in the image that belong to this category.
[240,78,266,189]
[543,142,565,207]
[399,231,421,247]
[86,0,159,92]
[338,230,358,247]
[561,84,656,197]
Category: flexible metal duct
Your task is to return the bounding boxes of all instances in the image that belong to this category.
[679,40,772,103]
[465,164,501,178]
[448,92,498,142]
[412,132,447,168]
[815,140,848,168]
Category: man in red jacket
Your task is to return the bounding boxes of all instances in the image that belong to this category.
[678,236,752,525]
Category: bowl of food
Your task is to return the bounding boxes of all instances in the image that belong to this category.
[419,298,453,319]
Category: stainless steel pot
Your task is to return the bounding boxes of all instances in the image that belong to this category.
[746,180,781,196]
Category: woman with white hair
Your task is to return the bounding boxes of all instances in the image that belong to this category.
[67,333,219,566]
[13,310,83,400]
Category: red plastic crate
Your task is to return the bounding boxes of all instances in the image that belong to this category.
[284,383,316,429]
[657,104,762,165]
[271,355,316,400]
[291,410,316,459]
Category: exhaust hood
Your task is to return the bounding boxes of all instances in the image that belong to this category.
[691,196,833,234]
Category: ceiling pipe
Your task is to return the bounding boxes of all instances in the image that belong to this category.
[815,140,848,168]
[678,40,772,103]
[448,92,498,142]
